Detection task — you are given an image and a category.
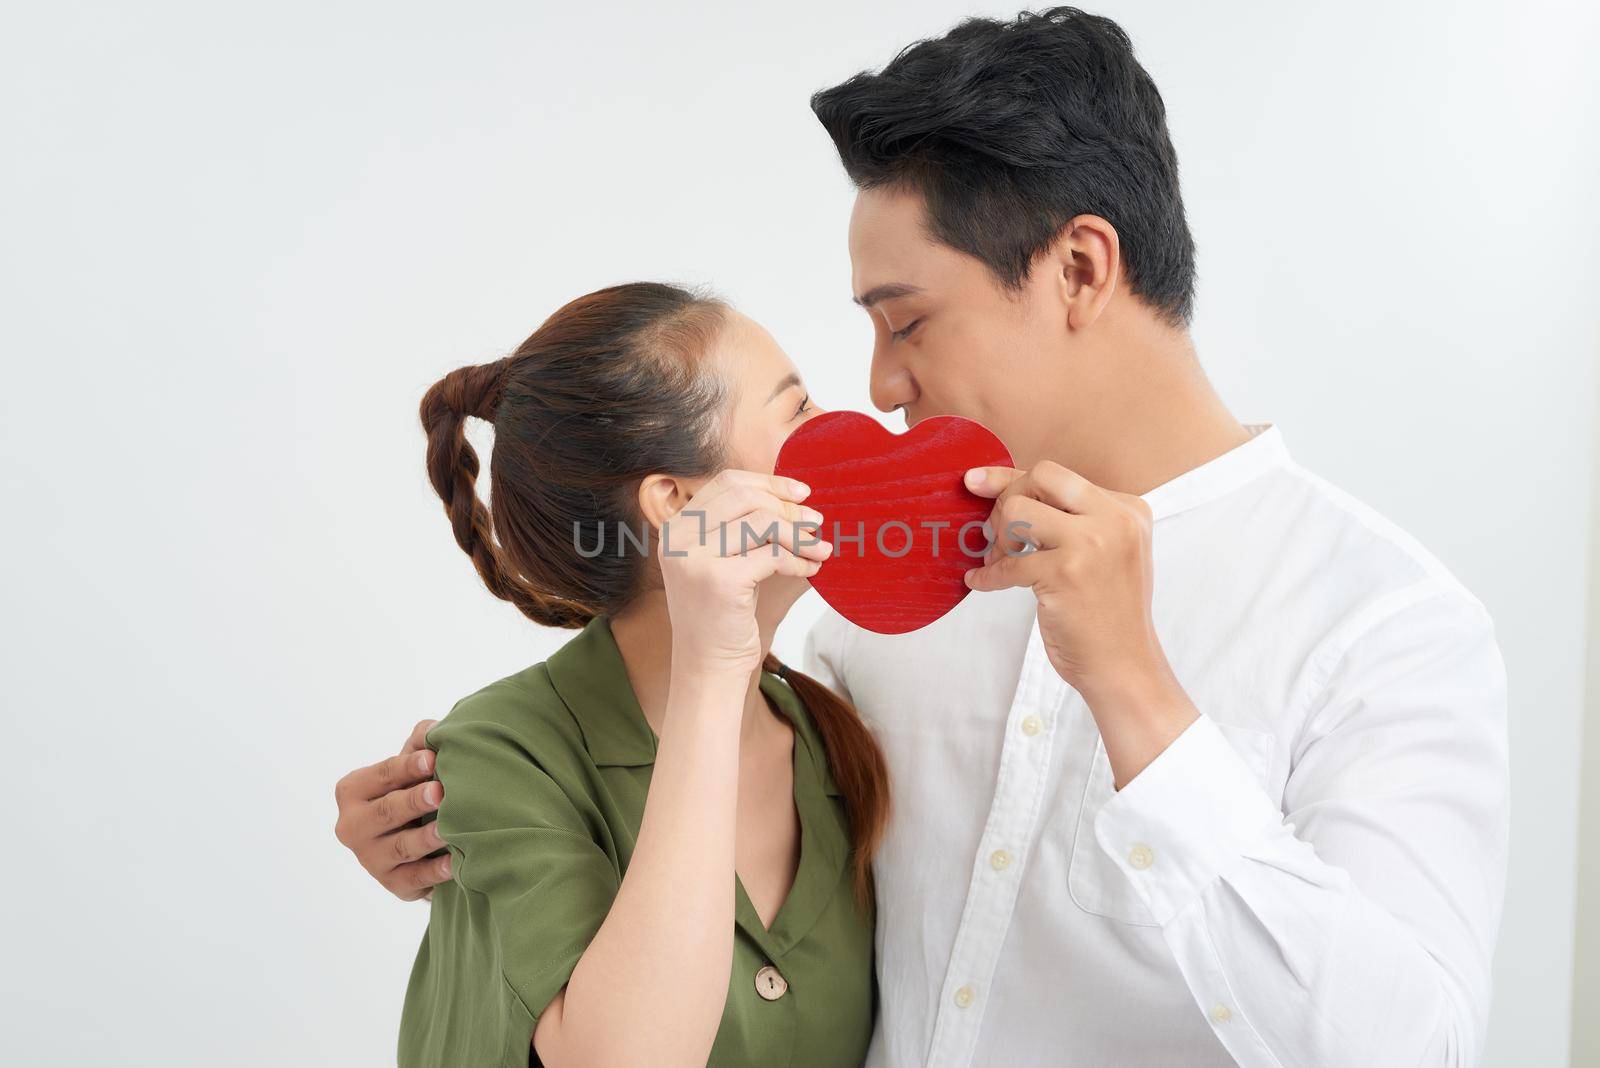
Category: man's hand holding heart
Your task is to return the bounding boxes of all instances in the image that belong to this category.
[962,461,1200,789]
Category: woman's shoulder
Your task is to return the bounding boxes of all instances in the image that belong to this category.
[425,661,589,777]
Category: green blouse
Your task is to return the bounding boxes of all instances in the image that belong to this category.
[398,616,876,1068]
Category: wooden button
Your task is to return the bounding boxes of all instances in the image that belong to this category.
[755,964,788,1001]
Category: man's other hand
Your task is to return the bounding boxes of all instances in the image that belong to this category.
[333,719,452,901]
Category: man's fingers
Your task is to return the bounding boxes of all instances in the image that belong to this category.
[985,495,1064,564]
[963,465,1024,500]
[387,819,447,866]
[1026,462,1098,513]
[964,549,1045,593]
[373,779,443,834]
[401,718,438,755]
[387,852,454,902]
[331,727,452,904]
[336,746,436,809]
[967,461,1097,514]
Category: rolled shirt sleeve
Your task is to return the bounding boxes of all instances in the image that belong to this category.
[1094,580,1509,1066]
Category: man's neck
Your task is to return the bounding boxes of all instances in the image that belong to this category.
[1042,318,1251,496]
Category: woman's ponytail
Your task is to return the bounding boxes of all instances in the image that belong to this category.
[419,358,594,630]
[764,654,890,913]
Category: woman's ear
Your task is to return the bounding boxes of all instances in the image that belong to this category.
[636,473,693,531]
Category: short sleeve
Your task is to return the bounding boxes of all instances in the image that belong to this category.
[428,710,621,1044]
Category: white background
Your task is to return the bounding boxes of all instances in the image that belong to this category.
[3,1,1596,1064]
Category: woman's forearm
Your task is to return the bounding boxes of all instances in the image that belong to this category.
[534,669,750,1067]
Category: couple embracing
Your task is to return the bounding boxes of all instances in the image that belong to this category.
[332,9,1508,1067]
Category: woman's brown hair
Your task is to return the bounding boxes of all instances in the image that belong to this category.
[419,281,889,907]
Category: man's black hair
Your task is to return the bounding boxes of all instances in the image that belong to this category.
[811,7,1196,326]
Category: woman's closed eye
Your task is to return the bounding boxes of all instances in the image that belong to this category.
[793,393,814,419]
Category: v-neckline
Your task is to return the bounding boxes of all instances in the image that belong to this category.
[613,653,842,960]
[735,686,807,934]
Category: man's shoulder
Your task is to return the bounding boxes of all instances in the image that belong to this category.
[805,603,852,645]
[1254,458,1489,626]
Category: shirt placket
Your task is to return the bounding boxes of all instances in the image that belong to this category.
[924,621,1066,1068]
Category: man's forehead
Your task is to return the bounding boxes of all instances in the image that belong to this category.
[848,186,928,249]
[847,188,947,302]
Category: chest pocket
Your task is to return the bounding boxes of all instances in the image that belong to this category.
[1067,721,1276,926]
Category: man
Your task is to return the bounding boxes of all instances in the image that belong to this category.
[334,9,1507,1065]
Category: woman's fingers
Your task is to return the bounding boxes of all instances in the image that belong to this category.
[657,472,823,679]
[692,482,817,531]
[687,469,810,516]
[739,543,824,583]
[670,505,831,561]
[718,507,833,561]
[670,487,830,560]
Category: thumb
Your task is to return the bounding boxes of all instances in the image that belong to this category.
[963,465,1023,499]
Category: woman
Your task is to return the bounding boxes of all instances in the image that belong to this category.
[398,281,889,1067]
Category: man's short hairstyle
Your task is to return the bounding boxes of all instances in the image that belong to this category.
[811,6,1197,326]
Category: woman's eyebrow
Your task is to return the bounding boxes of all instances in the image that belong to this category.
[765,371,803,404]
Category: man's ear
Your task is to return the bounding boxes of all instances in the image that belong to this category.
[636,472,693,531]
[1045,214,1120,331]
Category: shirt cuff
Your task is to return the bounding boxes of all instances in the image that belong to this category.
[1093,714,1283,925]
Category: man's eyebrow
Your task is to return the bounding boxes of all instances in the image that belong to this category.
[853,282,923,308]
[765,371,803,404]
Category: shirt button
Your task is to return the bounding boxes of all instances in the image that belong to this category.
[1211,1002,1233,1023]
[1020,715,1043,736]
[989,848,1012,871]
[754,964,788,1001]
[1127,843,1155,870]
[953,984,976,1009]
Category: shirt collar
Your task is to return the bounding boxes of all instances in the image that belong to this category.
[544,615,838,796]
[1140,422,1290,522]
[544,615,657,767]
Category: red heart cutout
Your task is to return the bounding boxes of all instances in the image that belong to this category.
[774,411,1014,635]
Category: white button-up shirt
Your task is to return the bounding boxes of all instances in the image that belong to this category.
[801,424,1508,1067]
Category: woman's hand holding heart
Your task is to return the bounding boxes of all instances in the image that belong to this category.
[658,469,832,681]
[961,461,1199,789]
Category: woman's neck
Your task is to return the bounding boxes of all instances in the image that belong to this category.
[607,582,799,747]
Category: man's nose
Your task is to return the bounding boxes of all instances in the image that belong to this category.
[869,344,917,415]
